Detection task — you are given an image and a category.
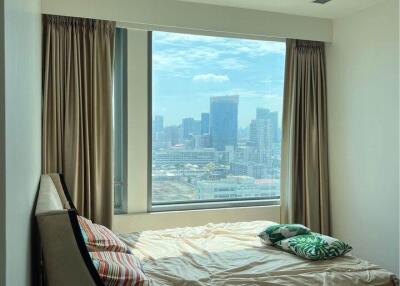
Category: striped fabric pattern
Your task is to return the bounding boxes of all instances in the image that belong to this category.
[78,216,131,253]
[90,252,148,286]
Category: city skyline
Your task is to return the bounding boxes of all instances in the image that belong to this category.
[152,107,280,146]
[153,96,280,141]
[151,101,281,203]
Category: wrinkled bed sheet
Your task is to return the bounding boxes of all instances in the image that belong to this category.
[119,221,398,286]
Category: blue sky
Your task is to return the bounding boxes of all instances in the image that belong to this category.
[152,31,286,128]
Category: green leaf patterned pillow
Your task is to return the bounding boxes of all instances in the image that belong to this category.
[274,233,352,260]
[258,224,311,245]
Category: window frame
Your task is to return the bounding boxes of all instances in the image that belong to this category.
[113,28,128,214]
[147,31,283,213]
[117,27,284,215]
[147,32,153,212]
[151,198,280,212]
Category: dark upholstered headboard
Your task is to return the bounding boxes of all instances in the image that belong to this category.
[35,174,104,286]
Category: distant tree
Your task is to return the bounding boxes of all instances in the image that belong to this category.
[206,162,216,170]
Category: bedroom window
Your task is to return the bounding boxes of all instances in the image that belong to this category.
[114,28,127,214]
[150,31,285,211]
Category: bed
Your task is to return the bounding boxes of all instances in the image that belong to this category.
[119,221,398,286]
[36,174,398,286]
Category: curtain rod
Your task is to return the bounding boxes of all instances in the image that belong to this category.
[116,21,286,43]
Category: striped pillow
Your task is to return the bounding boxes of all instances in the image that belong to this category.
[90,252,148,286]
[78,216,131,253]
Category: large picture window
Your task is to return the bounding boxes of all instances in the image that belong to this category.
[151,31,285,209]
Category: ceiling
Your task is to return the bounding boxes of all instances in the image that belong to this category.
[177,0,385,19]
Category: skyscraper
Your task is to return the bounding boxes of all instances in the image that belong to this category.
[182,118,201,140]
[256,108,269,120]
[153,115,164,144]
[164,126,180,147]
[210,95,239,151]
[249,118,273,166]
[256,108,279,142]
[201,113,210,135]
[249,120,258,146]
[182,118,194,139]
[154,115,164,133]
[193,120,201,135]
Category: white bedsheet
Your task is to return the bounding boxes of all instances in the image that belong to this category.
[119,221,398,286]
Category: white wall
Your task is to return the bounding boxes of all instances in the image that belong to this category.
[326,0,399,274]
[2,0,42,285]
[41,0,332,42]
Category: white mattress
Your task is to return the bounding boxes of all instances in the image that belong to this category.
[119,221,398,286]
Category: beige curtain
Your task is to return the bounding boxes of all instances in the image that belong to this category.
[281,39,330,235]
[42,15,115,227]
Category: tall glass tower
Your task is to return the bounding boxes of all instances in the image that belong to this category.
[210,95,239,151]
[201,113,210,135]
[256,108,279,142]
[154,115,164,133]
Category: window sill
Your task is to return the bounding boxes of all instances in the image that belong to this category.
[151,198,280,212]
[113,203,280,233]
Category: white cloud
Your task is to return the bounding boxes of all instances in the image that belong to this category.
[153,47,220,73]
[261,78,284,85]
[153,32,286,57]
[154,31,226,45]
[152,32,286,79]
[221,40,286,57]
[192,73,230,82]
[218,58,248,70]
[153,32,285,73]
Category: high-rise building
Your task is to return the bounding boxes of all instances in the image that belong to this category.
[194,134,211,149]
[193,120,201,135]
[201,113,210,135]
[249,118,273,166]
[153,115,165,144]
[256,108,279,142]
[210,95,239,151]
[249,120,257,146]
[270,112,279,142]
[182,118,201,139]
[154,115,164,133]
[182,118,194,139]
[164,126,180,147]
[256,108,269,120]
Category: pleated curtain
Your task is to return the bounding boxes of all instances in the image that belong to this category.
[280,39,331,235]
[42,15,115,227]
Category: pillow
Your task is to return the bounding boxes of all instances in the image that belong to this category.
[90,251,148,286]
[258,224,311,245]
[274,233,352,260]
[78,216,131,253]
